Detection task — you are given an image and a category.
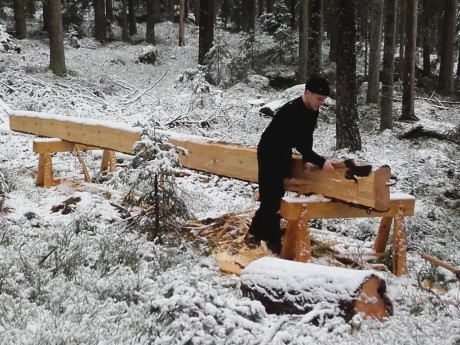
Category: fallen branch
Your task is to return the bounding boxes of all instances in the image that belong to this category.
[421,252,460,281]
[121,69,169,105]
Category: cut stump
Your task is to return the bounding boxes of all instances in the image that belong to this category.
[240,257,393,322]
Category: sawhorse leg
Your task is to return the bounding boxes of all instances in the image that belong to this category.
[101,149,116,172]
[373,203,407,276]
[36,153,54,188]
[280,203,311,262]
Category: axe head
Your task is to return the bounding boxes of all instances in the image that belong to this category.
[344,159,373,180]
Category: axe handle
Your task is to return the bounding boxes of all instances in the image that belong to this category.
[421,252,460,275]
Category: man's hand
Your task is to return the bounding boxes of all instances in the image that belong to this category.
[322,159,336,171]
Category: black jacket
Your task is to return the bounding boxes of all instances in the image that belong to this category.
[258,96,326,174]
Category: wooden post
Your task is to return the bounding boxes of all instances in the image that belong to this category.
[294,206,311,262]
[36,152,54,188]
[280,202,311,262]
[374,217,393,253]
[101,149,116,172]
[392,203,407,276]
[74,144,92,183]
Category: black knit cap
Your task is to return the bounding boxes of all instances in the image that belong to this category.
[305,76,330,96]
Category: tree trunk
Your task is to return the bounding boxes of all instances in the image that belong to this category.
[380,0,398,131]
[154,0,161,23]
[266,0,273,13]
[179,0,186,46]
[47,0,67,76]
[297,0,309,83]
[167,0,175,22]
[366,0,384,104]
[42,0,49,31]
[397,0,405,81]
[336,0,361,151]
[307,0,323,78]
[26,0,36,18]
[193,0,200,25]
[14,0,27,39]
[128,0,137,35]
[146,0,156,44]
[94,0,106,42]
[437,0,457,96]
[326,0,337,63]
[242,0,256,33]
[400,0,418,121]
[106,0,113,22]
[421,0,433,77]
[240,257,393,322]
[121,0,129,41]
[258,0,264,17]
[198,0,214,64]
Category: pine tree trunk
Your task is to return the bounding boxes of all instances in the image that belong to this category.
[258,0,264,17]
[121,0,129,41]
[437,0,457,96]
[266,0,273,13]
[198,0,214,65]
[242,0,256,33]
[179,0,186,46]
[366,0,384,104]
[106,0,113,22]
[47,0,67,76]
[421,0,432,77]
[94,0,106,42]
[307,0,323,78]
[14,0,27,39]
[154,0,161,23]
[193,0,200,25]
[146,0,156,44]
[397,0,405,81]
[42,0,49,31]
[400,0,418,121]
[380,0,398,131]
[326,0,337,63]
[297,0,309,83]
[128,0,137,35]
[336,0,361,151]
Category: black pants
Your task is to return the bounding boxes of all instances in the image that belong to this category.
[249,148,290,241]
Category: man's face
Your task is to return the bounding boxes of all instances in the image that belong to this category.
[303,90,327,111]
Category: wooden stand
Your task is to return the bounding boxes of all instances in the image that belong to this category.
[279,194,415,276]
[33,138,116,187]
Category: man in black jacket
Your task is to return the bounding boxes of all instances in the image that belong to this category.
[249,76,335,254]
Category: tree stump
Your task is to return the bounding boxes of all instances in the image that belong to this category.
[240,257,393,322]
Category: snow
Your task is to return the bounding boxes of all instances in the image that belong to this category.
[0,19,459,345]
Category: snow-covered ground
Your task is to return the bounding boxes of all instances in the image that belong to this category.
[0,21,459,344]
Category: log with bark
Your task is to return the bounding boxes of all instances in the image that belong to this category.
[240,257,393,323]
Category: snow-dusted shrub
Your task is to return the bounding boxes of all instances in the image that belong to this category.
[0,24,20,54]
[117,127,192,240]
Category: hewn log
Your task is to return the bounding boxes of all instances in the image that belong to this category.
[10,111,141,154]
[10,111,393,210]
[240,257,393,322]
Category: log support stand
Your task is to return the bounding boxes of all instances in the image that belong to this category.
[279,195,415,276]
[33,138,117,187]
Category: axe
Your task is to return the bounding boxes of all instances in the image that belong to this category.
[343,159,373,181]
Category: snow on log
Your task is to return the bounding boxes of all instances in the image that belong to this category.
[240,257,393,322]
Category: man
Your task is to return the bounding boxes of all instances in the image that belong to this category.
[249,76,335,254]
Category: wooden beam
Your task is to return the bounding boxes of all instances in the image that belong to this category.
[169,138,259,182]
[10,111,141,154]
[280,193,415,220]
[284,165,391,211]
[33,138,100,153]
